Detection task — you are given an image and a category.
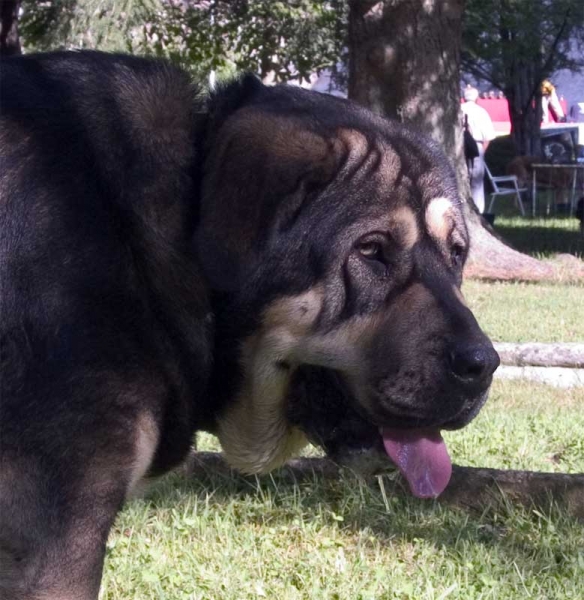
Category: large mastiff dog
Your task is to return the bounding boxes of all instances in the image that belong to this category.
[0,52,499,599]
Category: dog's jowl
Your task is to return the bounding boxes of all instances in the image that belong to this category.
[0,51,498,599]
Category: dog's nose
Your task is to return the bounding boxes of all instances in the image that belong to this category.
[449,343,500,384]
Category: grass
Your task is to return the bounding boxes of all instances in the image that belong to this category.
[491,214,583,259]
[100,380,584,600]
[466,211,584,342]
[463,280,584,343]
[99,219,584,599]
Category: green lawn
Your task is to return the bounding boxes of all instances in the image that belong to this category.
[463,280,584,343]
[101,379,584,600]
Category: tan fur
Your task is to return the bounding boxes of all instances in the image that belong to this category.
[425,197,453,241]
[217,289,323,473]
[262,287,324,335]
[221,111,332,168]
[337,128,370,165]
[201,110,339,261]
[217,288,387,473]
[126,413,158,497]
[390,205,419,249]
[336,129,403,191]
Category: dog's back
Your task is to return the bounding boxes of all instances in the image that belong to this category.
[0,52,211,599]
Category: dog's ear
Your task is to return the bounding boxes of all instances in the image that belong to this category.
[196,103,339,292]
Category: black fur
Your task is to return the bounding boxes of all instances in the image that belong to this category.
[1,50,499,599]
[1,51,212,599]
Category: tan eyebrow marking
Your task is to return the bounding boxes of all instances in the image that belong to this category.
[390,205,419,249]
[425,197,453,241]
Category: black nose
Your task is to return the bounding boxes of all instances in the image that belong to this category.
[449,343,500,384]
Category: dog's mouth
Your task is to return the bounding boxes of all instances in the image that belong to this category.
[287,366,489,498]
[379,426,451,498]
[371,389,489,497]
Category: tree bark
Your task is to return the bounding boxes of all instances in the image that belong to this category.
[499,4,543,158]
[181,451,584,518]
[346,0,579,282]
[348,0,469,196]
[462,213,559,280]
[506,73,542,159]
[0,0,21,57]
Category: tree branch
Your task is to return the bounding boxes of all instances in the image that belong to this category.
[181,452,584,518]
[494,343,584,368]
[528,7,572,107]
[541,7,572,77]
[461,57,503,89]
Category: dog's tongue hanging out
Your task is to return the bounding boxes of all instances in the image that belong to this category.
[380,428,452,498]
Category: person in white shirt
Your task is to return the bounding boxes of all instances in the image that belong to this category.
[461,86,496,212]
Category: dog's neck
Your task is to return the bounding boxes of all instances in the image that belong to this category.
[204,289,308,473]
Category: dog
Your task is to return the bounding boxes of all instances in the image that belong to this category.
[0,51,499,599]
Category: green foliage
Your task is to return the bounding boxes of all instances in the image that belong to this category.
[20,0,347,83]
[20,0,160,53]
[462,0,584,92]
[462,0,584,155]
[19,1,584,87]
[19,0,75,51]
[145,0,347,82]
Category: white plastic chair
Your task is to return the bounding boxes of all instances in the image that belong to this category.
[485,165,527,216]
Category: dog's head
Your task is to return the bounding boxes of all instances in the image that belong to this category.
[198,76,499,498]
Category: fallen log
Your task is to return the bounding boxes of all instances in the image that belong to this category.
[181,451,584,518]
[440,465,584,518]
[494,342,584,368]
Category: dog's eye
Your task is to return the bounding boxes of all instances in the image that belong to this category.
[357,241,385,262]
[451,244,465,267]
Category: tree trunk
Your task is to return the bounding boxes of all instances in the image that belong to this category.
[0,0,21,57]
[346,0,569,282]
[462,213,558,280]
[348,0,469,196]
[502,28,543,159]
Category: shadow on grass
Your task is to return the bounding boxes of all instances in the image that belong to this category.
[137,465,582,580]
[493,218,583,258]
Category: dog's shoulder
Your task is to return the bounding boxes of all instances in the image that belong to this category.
[2,51,203,212]
[0,52,210,382]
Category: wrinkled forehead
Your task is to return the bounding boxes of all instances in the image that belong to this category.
[320,126,468,248]
[359,128,467,245]
[338,125,460,192]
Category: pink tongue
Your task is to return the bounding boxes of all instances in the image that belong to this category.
[381,428,452,498]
